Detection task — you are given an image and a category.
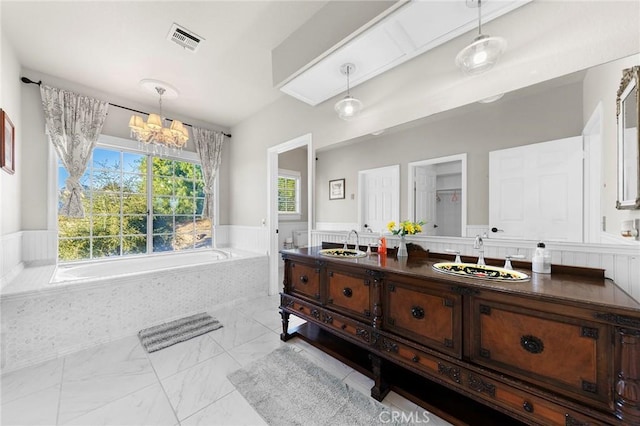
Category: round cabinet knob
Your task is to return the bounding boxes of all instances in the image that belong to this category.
[523,401,534,413]
[343,287,353,297]
[300,275,308,284]
[411,306,425,319]
[412,355,420,363]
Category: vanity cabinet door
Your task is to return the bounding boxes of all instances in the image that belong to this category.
[326,265,373,322]
[469,296,612,410]
[289,261,322,302]
[384,275,462,358]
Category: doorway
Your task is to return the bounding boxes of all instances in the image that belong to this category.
[267,134,313,296]
[408,154,467,237]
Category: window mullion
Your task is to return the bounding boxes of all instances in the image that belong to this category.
[146,155,153,254]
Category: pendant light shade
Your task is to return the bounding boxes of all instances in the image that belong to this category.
[335,95,363,120]
[335,63,363,120]
[456,0,507,75]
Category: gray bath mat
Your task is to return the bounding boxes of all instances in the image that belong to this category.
[228,346,422,425]
[138,313,222,353]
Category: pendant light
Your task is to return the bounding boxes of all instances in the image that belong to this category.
[455,0,507,75]
[334,63,363,120]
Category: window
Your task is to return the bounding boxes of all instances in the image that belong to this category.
[57,146,211,261]
[278,169,301,216]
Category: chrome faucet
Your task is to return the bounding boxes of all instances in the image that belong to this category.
[345,229,359,250]
[474,235,485,266]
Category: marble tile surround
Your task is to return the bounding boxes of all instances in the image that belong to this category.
[0,295,452,426]
[1,253,268,372]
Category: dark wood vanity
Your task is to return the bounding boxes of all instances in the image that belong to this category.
[279,247,640,425]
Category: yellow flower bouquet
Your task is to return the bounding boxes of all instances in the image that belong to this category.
[387,220,425,236]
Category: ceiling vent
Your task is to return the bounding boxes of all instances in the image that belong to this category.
[167,23,203,52]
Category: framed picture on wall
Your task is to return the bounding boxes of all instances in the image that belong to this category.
[329,178,345,200]
[1,109,15,174]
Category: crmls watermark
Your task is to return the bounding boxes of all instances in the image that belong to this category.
[379,410,432,423]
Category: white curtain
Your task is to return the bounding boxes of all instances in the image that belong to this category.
[192,127,225,219]
[40,85,109,217]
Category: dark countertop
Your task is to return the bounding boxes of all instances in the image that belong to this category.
[281,247,640,315]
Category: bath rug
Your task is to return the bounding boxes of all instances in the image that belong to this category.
[138,313,222,353]
[228,346,428,425]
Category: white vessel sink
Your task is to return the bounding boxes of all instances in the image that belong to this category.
[432,262,529,281]
[319,248,367,258]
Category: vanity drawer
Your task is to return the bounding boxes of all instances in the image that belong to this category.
[285,296,373,347]
[465,370,608,426]
[376,335,463,389]
[378,334,607,425]
[469,298,612,409]
[289,261,321,302]
[384,278,462,358]
[326,268,372,321]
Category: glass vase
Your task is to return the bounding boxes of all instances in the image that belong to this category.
[397,235,408,258]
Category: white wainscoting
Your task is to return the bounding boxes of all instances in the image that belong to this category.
[215,225,269,254]
[22,230,57,262]
[0,230,56,288]
[312,230,640,302]
[0,232,23,288]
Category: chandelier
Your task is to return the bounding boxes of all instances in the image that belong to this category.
[128,84,189,150]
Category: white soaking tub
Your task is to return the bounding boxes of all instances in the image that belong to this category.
[51,249,235,284]
[1,249,267,372]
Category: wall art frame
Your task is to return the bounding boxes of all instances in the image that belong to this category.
[329,178,345,200]
[1,109,15,175]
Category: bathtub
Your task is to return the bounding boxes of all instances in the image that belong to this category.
[1,248,268,372]
[51,249,235,284]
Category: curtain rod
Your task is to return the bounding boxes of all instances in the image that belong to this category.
[20,77,232,138]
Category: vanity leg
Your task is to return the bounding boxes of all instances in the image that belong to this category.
[369,353,390,401]
[280,309,292,341]
[615,328,640,424]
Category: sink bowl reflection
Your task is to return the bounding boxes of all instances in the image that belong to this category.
[432,262,529,281]
[319,248,367,258]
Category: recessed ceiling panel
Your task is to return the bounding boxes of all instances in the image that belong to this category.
[281,0,531,106]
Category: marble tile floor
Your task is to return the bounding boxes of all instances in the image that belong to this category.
[0,295,451,426]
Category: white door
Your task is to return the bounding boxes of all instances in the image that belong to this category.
[489,136,583,242]
[359,165,399,232]
[414,165,438,236]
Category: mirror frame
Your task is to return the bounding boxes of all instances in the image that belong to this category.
[616,65,640,210]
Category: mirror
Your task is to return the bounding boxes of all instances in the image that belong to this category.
[315,54,640,242]
[616,66,640,209]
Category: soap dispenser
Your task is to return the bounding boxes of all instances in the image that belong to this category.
[532,242,551,274]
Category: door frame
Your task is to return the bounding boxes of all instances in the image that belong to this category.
[408,153,467,237]
[267,134,314,296]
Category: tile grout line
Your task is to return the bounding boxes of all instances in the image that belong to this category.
[55,357,65,426]
[143,340,181,426]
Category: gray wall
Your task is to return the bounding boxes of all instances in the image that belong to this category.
[0,30,22,235]
[315,82,584,226]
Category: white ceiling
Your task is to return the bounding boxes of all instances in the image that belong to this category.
[0,1,330,128]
